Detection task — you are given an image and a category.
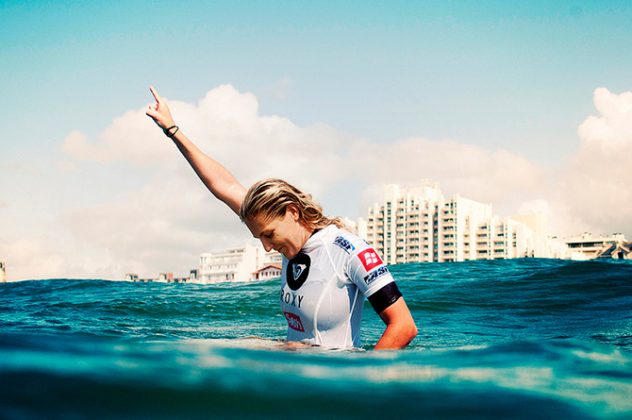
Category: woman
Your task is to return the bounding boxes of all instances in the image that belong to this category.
[146,87,417,350]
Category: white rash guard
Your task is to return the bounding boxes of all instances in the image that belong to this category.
[279,225,399,349]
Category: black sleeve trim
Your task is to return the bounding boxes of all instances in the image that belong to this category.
[368,282,402,314]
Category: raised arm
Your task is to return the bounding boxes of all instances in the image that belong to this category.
[145,86,246,215]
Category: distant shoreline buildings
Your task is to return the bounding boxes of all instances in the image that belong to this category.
[362,181,558,264]
[125,242,282,284]
[124,180,630,284]
[198,242,282,283]
[361,181,629,263]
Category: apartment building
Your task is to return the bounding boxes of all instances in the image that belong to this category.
[365,182,547,264]
[198,241,282,283]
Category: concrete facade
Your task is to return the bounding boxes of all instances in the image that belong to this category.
[364,182,552,264]
[565,233,628,260]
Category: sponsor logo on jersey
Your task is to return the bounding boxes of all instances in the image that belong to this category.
[283,311,305,332]
[363,266,390,285]
[293,263,307,280]
[333,236,355,254]
[358,249,383,271]
[286,252,310,290]
[281,290,304,308]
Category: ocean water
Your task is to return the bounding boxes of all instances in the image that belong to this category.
[1,259,631,419]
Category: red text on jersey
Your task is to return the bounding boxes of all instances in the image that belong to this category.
[283,311,305,332]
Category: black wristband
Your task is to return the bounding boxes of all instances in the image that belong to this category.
[163,125,179,138]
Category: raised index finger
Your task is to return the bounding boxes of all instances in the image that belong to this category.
[149,86,162,102]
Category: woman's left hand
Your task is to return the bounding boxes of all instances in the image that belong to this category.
[146,86,176,131]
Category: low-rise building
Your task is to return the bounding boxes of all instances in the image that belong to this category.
[125,273,139,282]
[565,233,627,260]
[125,271,193,283]
[253,264,282,280]
[198,241,282,283]
[597,241,632,260]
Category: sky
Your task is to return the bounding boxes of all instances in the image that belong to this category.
[1,1,632,280]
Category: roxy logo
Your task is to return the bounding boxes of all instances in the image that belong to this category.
[358,249,383,271]
[293,263,307,281]
[287,252,310,290]
[281,290,304,308]
[283,311,305,332]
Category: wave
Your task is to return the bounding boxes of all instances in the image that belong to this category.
[0,332,629,419]
[1,259,631,419]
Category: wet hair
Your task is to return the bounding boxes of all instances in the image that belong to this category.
[239,178,345,229]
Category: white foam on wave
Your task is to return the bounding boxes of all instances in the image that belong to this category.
[571,349,628,364]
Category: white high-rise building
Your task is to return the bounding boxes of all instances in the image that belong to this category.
[0,262,6,283]
[364,181,551,264]
[198,241,282,283]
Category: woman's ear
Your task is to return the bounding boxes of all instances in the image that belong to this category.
[287,204,300,221]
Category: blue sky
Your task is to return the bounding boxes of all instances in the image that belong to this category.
[1,1,632,279]
[4,1,631,156]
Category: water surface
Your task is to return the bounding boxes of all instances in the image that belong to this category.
[1,259,631,418]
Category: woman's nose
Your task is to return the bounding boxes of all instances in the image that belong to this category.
[260,238,273,252]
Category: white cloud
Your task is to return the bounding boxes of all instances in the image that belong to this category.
[61,172,243,278]
[0,238,65,281]
[517,199,553,217]
[6,84,630,280]
[62,84,347,194]
[556,87,632,235]
[349,137,545,214]
[61,109,174,165]
[54,85,352,278]
[53,85,548,278]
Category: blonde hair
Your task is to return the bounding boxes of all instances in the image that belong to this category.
[239,178,345,230]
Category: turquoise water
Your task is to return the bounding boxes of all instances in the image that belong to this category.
[1,259,631,418]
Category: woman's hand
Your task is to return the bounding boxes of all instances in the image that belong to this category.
[145,86,176,131]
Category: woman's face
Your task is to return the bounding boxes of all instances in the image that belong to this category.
[245,206,311,259]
